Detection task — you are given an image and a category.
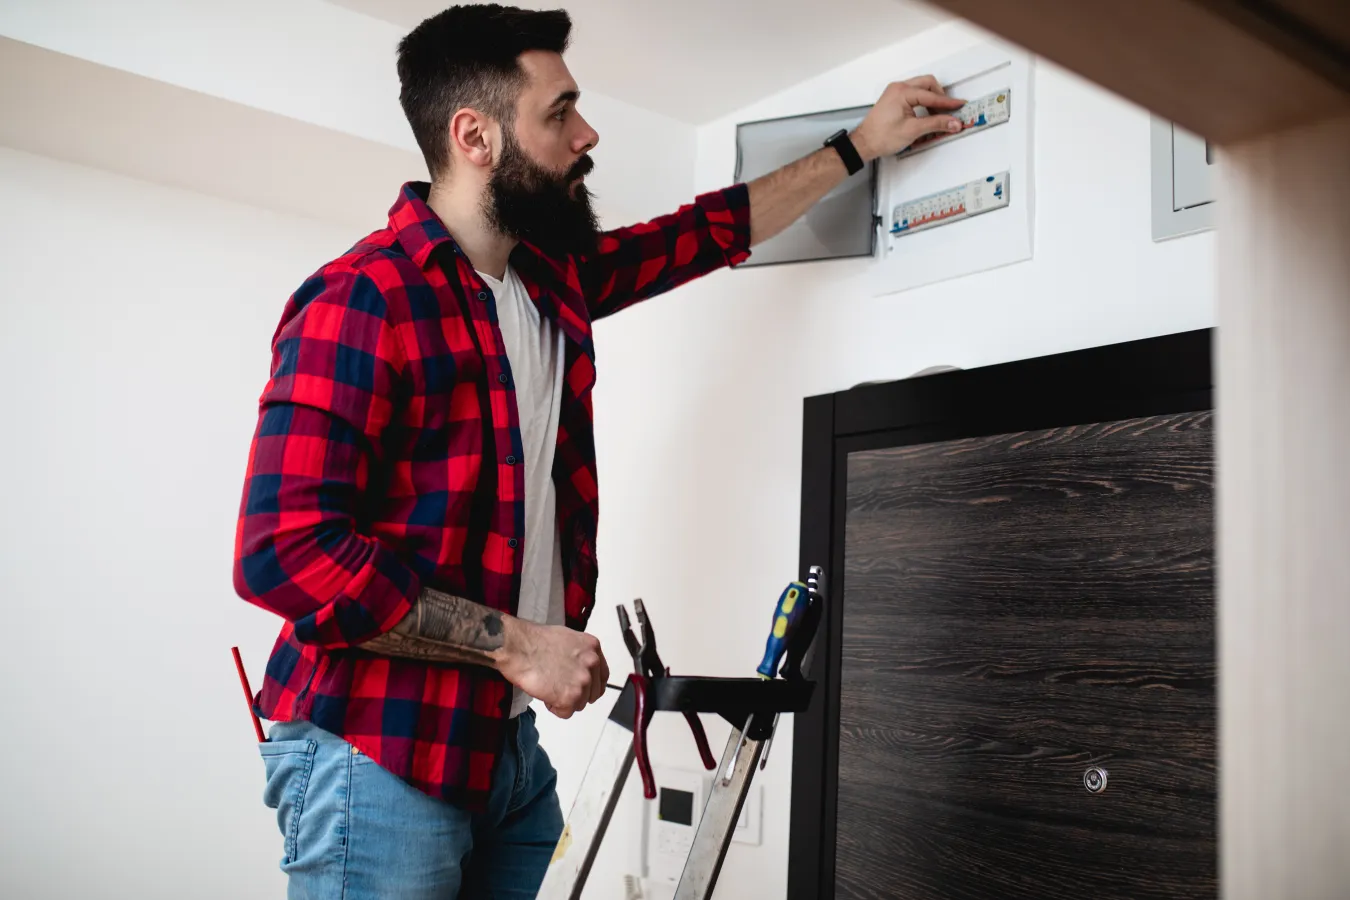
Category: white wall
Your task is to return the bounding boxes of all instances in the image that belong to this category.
[0,0,697,227]
[0,3,692,895]
[0,145,685,899]
[0,147,353,898]
[572,18,1217,900]
[0,11,1218,900]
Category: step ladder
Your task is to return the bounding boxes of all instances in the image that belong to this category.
[538,566,827,900]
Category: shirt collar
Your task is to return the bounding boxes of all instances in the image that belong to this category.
[388,182,457,269]
[387,181,594,353]
[388,181,556,275]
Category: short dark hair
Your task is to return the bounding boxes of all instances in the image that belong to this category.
[397,4,572,179]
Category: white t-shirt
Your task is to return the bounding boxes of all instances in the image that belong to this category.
[476,266,567,718]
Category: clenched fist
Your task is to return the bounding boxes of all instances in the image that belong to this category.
[498,619,610,719]
[851,75,966,161]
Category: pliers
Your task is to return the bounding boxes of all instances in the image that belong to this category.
[618,600,717,799]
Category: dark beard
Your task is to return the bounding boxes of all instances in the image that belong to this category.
[484,129,600,258]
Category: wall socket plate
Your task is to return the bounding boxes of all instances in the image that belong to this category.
[731,782,762,846]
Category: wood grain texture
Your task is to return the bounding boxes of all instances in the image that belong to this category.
[1273,0,1350,48]
[837,412,1215,900]
[1217,113,1350,900]
[923,0,1349,143]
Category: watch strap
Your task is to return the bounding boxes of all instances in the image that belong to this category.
[825,129,865,176]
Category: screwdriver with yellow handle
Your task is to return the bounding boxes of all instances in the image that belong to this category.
[750,579,812,774]
[756,580,810,679]
[722,573,826,785]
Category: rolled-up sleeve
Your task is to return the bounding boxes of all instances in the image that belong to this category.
[232,267,418,648]
[578,183,752,321]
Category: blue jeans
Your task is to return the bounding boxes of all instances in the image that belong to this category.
[259,709,563,899]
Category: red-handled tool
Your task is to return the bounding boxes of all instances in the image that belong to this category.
[231,646,266,743]
[540,567,827,900]
[618,600,716,799]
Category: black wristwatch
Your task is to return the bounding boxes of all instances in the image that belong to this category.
[824,129,865,176]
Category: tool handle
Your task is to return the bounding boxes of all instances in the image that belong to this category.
[630,673,657,800]
[231,646,266,743]
[755,581,810,679]
[782,566,827,682]
[657,663,715,770]
[683,711,717,770]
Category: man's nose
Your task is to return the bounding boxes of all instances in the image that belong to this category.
[574,116,599,154]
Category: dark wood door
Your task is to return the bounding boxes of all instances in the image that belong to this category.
[835,411,1216,900]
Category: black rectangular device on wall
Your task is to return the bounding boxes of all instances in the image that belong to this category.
[790,329,1216,900]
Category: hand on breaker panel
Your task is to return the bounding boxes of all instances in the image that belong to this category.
[849,76,967,161]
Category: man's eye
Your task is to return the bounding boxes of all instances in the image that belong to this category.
[553,108,567,121]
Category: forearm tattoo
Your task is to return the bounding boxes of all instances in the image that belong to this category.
[362,587,507,667]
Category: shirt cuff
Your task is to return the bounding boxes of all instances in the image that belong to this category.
[702,182,753,268]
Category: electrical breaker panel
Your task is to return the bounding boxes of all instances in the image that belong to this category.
[889,172,1009,239]
[896,88,1011,159]
[871,41,1034,294]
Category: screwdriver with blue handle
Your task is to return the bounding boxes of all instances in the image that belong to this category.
[720,569,827,786]
[753,578,813,771]
[756,580,810,679]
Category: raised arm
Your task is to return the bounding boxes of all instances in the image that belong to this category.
[578,76,962,318]
[748,75,966,246]
[577,184,753,320]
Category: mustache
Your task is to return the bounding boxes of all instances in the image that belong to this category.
[566,154,595,182]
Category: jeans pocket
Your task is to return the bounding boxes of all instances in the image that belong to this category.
[259,738,318,865]
[508,709,556,817]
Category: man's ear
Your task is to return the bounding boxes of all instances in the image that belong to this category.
[448,108,496,169]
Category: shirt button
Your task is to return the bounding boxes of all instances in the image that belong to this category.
[498,373,509,384]
[477,291,488,301]
[506,455,518,465]
[508,538,519,548]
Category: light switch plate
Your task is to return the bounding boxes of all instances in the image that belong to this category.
[731,783,762,846]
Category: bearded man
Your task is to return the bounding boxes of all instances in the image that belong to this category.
[231,4,964,898]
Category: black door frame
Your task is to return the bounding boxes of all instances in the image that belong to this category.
[788,328,1214,900]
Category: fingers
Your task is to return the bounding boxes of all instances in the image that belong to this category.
[913,113,963,138]
[557,679,589,716]
[556,634,603,712]
[907,87,965,110]
[588,650,609,705]
[902,74,947,96]
[580,635,603,706]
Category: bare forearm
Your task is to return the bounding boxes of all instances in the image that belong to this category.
[362,587,511,666]
[747,130,876,247]
[362,587,610,718]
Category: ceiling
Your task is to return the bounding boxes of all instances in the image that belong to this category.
[326,0,950,124]
[0,37,425,231]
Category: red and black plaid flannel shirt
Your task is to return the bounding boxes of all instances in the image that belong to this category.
[233,180,751,810]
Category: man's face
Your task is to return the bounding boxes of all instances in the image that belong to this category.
[483,50,602,257]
